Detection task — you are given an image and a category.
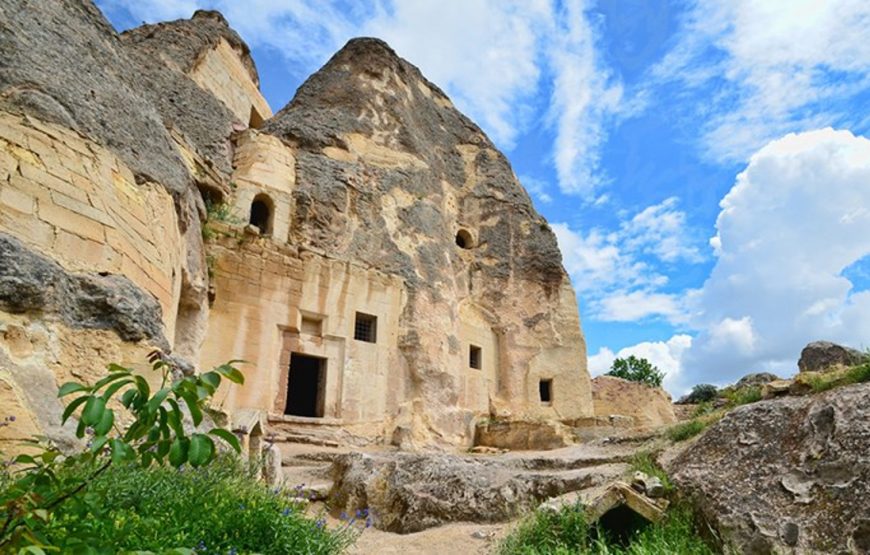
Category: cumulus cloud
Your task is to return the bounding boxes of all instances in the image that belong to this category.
[651,0,870,163]
[615,128,870,394]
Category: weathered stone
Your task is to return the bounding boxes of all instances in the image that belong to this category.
[330,450,626,533]
[0,232,167,348]
[474,419,574,451]
[668,383,870,554]
[591,376,676,428]
[735,372,780,389]
[798,340,867,373]
[262,443,283,486]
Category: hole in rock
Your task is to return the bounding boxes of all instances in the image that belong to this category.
[539,379,552,404]
[469,345,482,369]
[285,353,326,418]
[593,505,651,547]
[249,194,273,234]
[455,229,473,249]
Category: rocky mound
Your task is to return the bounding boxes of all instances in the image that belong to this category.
[591,376,676,427]
[798,340,867,373]
[668,382,870,554]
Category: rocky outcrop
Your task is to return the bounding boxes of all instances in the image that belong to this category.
[330,448,629,533]
[668,383,870,554]
[591,376,676,428]
[798,340,867,373]
[734,372,780,389]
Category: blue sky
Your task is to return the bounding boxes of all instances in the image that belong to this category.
[98,0,870,394]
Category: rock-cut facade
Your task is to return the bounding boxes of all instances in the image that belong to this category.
[0,3,592,449]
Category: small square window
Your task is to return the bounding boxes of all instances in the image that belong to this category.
[354,312,377,343]
[469,345,482,369]
[539,379,552,404]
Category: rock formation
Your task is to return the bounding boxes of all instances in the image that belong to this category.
[0,2,591,451]
[798,340,867,373]
[590,375,676,428]
[668,383,870,554]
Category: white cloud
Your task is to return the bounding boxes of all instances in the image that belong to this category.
[651,0,870,163]
[518,175,553,204]
[553,196,701,322]
[612,128,870,394]
[547,0,625,195]
[587,335,693,395]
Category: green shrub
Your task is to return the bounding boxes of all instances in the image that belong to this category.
[497,502,715,555]
[679,384,718,404]
[606,356,665,388]
[808,362,870,393]
[691,402,716,418]
[35,454,356,554]
[666,419,708,442]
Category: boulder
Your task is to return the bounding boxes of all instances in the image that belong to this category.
[734,372,780,389]
[798,341,866,373]
[668,382,870,554]
[474,418,574,450]
[329,451,626,533]
[591,376,676,428]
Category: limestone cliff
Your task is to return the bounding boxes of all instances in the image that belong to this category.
[0,3,591,450]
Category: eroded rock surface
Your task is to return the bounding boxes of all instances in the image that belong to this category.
[591,375,676,428]
[668,383,870,554]
[798,340,867,373]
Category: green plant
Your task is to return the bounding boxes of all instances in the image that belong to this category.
[807,362,870,393]
[691,402,716,418]
[31,454,357,554]
[722,385,762,407]
[606,356,665,388]
[201,199,241,241]
[497,501,715,554]
[0,353,246,551]
[680,384,718,404]
[666,419,708,442]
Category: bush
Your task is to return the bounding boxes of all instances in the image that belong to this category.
[497,501,715,555]
[807,362,870,393]
[667,419,708,442]
[33,454,356,554]
[606,356,665,388]
[678,384,718,404]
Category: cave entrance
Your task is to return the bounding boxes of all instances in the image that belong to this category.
[284,353,326,418]
[593,505,651,547]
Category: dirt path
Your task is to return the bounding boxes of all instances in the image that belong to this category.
[348,522,510,555]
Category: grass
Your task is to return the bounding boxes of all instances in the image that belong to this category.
[666,419,708,442]
[26,454,357,554]
[805,362,870,393]
[496,502,716,555]
[628,452,673,494]
[722,385,762,407]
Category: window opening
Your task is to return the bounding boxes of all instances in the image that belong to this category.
[539,379,553,404]
[249,194,273,234]
[469,345,482,369]
[354,312,377,343]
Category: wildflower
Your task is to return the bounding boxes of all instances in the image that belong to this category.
[315,518,326,529]
[282,507,291,517]
[339,511,348,521]
[366,516,373,528]
[85,426,95,435]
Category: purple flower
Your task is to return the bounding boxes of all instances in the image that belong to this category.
[315,518,326,529]
[366,516,373,528]
[282,507,291,516]
[339,511,348,521]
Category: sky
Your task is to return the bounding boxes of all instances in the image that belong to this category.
[97,0,870,395]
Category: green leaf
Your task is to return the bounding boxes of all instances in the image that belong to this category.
[101,378,134,401]
[166,399,185,437]
[216,363,245,384]
[188,433,214,467]
[94,409,114,436]
[179,390,202,426]
[58,382,89,397]
[195,385,210,400]
[134,375,151,400]
[121,388,138,408]
[81,396,106,426]
[157,439,171,458]
[168,437,188,467]
[209,428,242,453]
[92,371,132,392]
[107,363,130,373]
[200,371,221,390]
[89,435,109,454]
[61,395,89,425]
[146,388,171,414]
[110,439,133,464]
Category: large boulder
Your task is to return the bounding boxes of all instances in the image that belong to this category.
[798,341,866,373]
[591,375,676,428]
[668,382,870,554]
[734,372,780,389]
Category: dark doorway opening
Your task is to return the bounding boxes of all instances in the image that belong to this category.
[284,353,326,417]
[539,379,552,404]
[593,505,651,547]
[249,194,273,234]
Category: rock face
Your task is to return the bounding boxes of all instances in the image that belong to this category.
[330,448,629,533]
[0,4,591,451]
[668,383,870,554]
[734,372,780,389]
[798,340,866,373]
[590,376,676,428]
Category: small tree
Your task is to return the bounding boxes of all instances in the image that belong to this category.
[606,355,665,388]
[679,383,718,404]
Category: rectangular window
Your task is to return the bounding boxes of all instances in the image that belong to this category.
[354,312,377,343]
[469,345,482,369]
[539,379,552,404]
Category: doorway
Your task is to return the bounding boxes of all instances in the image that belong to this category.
[284,353,326,417]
